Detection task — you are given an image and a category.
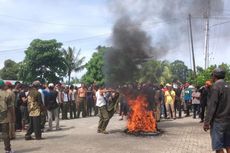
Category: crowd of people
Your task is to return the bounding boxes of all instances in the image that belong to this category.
[0,81,103,153]
[0,67,230,153]
[116,80,212,123]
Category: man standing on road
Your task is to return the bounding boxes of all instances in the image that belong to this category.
[77,84,87,118]
[96,86,111,134]
[25,81,43,140]
[164,83,176,119]
[199,80,212,123]
[204,67,230,153]
[46,83,60,131]
[0,80,14,153]
[5,82,16,140]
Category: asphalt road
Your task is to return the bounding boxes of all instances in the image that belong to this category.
[1,115,213,153]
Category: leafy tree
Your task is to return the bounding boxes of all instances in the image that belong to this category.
[196,66,204,74]
[62,47,85,85]
[193,64,230,86]
[195,67,214,86]
[20,39,67,83]
[170,60,188,83]
[138,60,162,83]
[219,63,230,81]
[81,46,106,85]
[0,59,19,80]
[160,62,172,84]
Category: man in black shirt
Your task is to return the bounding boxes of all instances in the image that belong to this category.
[204,68,230,153]
[45,83,60,131]
[199,80,212,123]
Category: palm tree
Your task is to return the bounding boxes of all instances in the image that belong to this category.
[63,47,85,85]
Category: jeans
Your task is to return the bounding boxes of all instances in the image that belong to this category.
[47,107,59,130]
[192,104,200,118]
[211,121,230,151]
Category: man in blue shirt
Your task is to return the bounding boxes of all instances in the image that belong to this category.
[183,83,192,117]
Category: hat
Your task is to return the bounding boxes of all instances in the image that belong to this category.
[188,85,195,89]
[5,81,12,86]
[166,83,172,87]
[48,83,54,87]
[0,80,5,86]
[32,80,41,87]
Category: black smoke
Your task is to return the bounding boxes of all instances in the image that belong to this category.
[103,0,225,85]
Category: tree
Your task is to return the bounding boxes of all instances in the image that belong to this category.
[159,62,173,84]
[81,46,106,85]
[219,63,230,81]
[138,60,162,83]
[0,59,19,80]
[62,47,85,85]
[20,39,67,83]
[170,60,188,83]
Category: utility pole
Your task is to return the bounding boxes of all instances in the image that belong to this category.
[188,14,196,77]
[204,0,210,69]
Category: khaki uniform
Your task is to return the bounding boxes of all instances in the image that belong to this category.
[0,89,12,152]
[6,89,16,139]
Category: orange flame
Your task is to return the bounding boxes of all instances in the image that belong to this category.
[127,96,157,133]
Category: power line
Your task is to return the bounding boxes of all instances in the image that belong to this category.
[0,14,111,28]
[211,19,230,27]
[0,18,184,53]
[0,33,111,53]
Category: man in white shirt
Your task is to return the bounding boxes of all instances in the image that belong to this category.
[96,86,110,134]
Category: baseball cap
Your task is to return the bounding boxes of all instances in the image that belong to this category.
[5,81,12,86]
[48,83,54,87]
[32,80,41,87]
[166,83,172,87]
[0,80,5,86]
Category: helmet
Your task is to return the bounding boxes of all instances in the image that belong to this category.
[212,67,226,79]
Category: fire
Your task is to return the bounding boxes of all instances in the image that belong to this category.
[127,96,157,133]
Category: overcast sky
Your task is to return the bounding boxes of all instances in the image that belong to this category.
[0,0,230,79]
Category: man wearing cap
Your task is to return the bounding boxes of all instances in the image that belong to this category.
[0,80,14,153]
[204,67,230,153]
[25,81,43,140]
[5,82,16,140]
[164,83,176,119]
[45,83,60,131]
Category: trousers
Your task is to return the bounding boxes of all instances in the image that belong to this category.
[25,116,41,139]
[47,107,59,130]
[98,106,110,131]
[69,101,77,119]
[1,123,11,151]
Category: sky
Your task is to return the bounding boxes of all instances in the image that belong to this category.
[0,0,230,79]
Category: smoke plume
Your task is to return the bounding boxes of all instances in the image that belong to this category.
[103,0,225,85]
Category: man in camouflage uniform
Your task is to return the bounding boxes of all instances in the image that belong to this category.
[5,82,16,140]
[25,81,43,140]
[0,80,14,153]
